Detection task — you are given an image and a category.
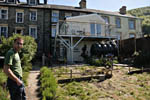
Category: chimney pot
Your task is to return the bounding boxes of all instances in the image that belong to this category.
[119,6,127,15]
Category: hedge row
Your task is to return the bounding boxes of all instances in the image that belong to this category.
[40,67,58,100]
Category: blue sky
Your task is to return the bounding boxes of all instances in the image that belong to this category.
[21,0,150,11]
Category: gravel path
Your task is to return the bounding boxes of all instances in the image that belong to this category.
[26,70,40,100]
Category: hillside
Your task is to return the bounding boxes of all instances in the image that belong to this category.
[127,6,150,34]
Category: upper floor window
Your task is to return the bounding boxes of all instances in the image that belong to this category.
[29,0,36,5]
[16,12,24,23]
[29,26,37,39]
[0,9,8,19]
[116,17,121,28]
[0,26,8,38]
[129,19,135,30]
[51,10,59,22]
[0,0,5,2]
[102,16,109,24]
[30,11,37,21]
[65,13,72,18]
[7,0,15,3]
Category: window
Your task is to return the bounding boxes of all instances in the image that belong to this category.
[15,27,23,35]
[51,11,59,22]
[30,11,37,21]
[90,23,95,35]
[65,13,71,18]
[29,0,36,5]
[51,26,56,37]
[29,26,37,39]
[116,32,121,40]
[0,9,8,19]
[96,24,101,35]
[0,0,5,2]
[129,33,135,38]
[129,19,135,29]
[7,0,15,3]
[16,12,24,23]
[90,23,101,36]
[0,26,8,38]
[116,17,121,28]
[102,16,109,24]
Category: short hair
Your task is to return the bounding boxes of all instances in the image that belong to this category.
[14,37,23,43]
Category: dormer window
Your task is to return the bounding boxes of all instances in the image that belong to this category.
[29,0,36,5]
[7,0,15,3]
[0,0,5,2]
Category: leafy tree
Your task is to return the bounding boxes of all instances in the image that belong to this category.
[0,34,37,65]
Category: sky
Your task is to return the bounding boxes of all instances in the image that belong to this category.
[47,0,149,11]
[21,0,150,11]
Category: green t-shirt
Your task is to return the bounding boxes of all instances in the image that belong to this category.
[4,48,22,77]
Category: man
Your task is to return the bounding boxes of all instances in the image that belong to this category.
[3,37,26,100]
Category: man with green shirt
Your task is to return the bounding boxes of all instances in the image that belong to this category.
[3,37,26,100]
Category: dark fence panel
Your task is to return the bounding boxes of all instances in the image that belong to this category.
[120,37,150,58]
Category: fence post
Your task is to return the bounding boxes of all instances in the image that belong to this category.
[70,69,72,79]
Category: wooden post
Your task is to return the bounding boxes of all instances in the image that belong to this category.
[70,69,72,79]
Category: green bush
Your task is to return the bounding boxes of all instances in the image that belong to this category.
[0,69,9,100]
[0,34,37,66]
[40,67,58,100]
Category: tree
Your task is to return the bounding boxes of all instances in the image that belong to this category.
[0,34,37,65]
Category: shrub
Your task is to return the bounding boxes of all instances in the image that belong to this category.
[0,34,37,66]
[40,67,58,100]
[0,69,9,100]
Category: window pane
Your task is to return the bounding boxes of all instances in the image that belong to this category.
[30,11,36,21]
[30,0,36,4]
[52,27,56,37]
[116,18,121,28]
[90,23,95,35]
[129,20,135,29]
[1,10,7,19]
[96,24,101,35]
[1,27,7,37]
[17,13,23,23]
[30,27,37,39]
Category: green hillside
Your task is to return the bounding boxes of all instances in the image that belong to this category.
[127,6,150,34]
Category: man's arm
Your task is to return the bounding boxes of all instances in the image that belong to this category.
[3,64,22,86]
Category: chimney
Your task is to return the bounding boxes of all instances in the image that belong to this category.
[79,0,86,9]
[119,6,126,15]
[44,0,47,4]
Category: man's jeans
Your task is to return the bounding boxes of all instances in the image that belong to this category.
[7,77,26,100]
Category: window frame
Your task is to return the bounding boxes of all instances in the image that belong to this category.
[51,25,56,37]
[29,26,37,39]
[16,12,24,23]
[102,16,109,24]
[29,0,37,5]
[30,11,37,21]
[116,17,121,28]
[129,19,136,30]
[0,8,8,19]
[0,26,8,38]
[51,10,59,23]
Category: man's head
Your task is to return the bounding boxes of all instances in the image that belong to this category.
[13,37,24,52]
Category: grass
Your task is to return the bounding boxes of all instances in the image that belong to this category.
[49,65,150,100]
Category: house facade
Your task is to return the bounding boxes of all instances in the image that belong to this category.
[0,0,143,61]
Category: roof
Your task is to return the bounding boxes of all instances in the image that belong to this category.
[0,2,140,19]
[66,14,105,24]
